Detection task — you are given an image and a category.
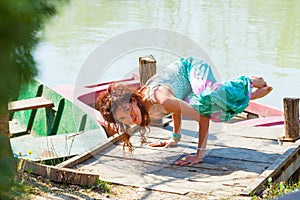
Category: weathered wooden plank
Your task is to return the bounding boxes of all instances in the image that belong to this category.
[19,159,99,186]
[277,151,300,181]
[57,132,125,168]
[283,97,300,140]
[76,155,251,196]
[211,135,288,154]
[8,97,54,112]
[62,116,296,197]
[11,129,106,161]
[218,124,285,140]
[166,118,286,140]
[139,55,156,86]
[184,119,285,141]
[241,139,300,196]
[131,125,290,156]
[132,132,289,156]
[129,137,280,165]
[205,146,279,164]
[85,140,270,175]
[187,170,258,187]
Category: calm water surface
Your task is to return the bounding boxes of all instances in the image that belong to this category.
[34,0,300,109]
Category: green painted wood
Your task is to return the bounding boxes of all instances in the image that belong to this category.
[49,98,65,136]
[79,114,87,131]
[46,107,56,136]
[11,79,101,136]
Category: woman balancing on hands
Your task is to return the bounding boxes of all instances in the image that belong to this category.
[96,57,273,166]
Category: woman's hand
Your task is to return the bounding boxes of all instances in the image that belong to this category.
[175,154,203,166]
[149,139,178,148]
[163,139,178,148]
[149,141,168,147]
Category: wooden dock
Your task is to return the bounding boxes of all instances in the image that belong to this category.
[58,117,300,199]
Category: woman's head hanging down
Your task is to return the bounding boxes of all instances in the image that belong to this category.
[95,83,152,153]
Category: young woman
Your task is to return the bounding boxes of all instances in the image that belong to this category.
[95,57,273,166]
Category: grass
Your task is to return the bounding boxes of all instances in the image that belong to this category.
[0,160,113,200]
[5,171,300,200]
[17,171,112,199]
[251,177,300,199]
[3,158,300,199]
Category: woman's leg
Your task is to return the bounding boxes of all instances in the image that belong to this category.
[251,86,273,100]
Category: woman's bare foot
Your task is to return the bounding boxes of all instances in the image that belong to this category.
[250,76,267,88]
[251,86,273,100]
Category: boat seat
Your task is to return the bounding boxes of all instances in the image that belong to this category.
[8,96,54,112]
[8,95,56,138]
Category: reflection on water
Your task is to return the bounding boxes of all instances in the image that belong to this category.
[34,0,300,109]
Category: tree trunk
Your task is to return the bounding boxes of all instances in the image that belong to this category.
[0,104,17,196]
[0,104,14,157]
[0,110,9,135]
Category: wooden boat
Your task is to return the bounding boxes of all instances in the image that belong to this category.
[13,74,300,199]
[9,79,107,162]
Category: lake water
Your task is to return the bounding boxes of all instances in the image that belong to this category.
[34,0,300,110]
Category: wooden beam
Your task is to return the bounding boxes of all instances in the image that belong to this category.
[8,97,54,112]
[138,55,171,127]
[57,132,126,168]
[139,55,156,86]
[283,97,300,141]
[19,159,99,186]
[240,139,300,196]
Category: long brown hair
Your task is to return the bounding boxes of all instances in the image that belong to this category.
[95,83,151,153]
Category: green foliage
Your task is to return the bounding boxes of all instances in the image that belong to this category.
[255,177,300,199]
[97,179,111,193]
[0,0,67,110]
[0,0,68,199]
[263,178,300,199]
[0,134,19,200]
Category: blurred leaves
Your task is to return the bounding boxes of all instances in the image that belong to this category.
[0,0,68,111]
[0,0,68,199]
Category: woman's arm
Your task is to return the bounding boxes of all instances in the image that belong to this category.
[152,86,210,165]
[174,115,209,166]
[196,115,209,157]
[172,112,181,134]
[164,112,182,148]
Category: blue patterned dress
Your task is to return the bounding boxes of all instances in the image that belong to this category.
[145,57,252,122]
